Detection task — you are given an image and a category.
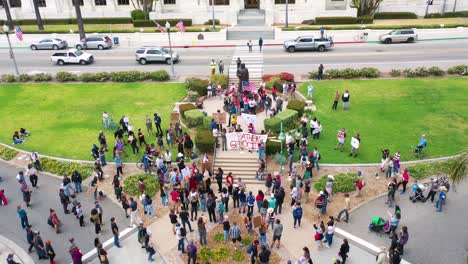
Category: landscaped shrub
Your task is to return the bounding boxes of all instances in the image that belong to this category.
[179,103,197,118]
[311,68,379,79]
[186,91,199,102]
[31,73,53,82]
[262,72,295,82]
[447,64,468,75]
[55,72,78,82]
[358,67,381,78]
[1,74,16,83]
[210,74,228,88]
[123,173,160,197]
[315,16,373,25]
[133,19,192,28]
[144,70,170,81]
[390,69,402,77]
[266,140,282,155]
[374,12,418,19]
[264,109,299,133]
[18,74,32,82]
[199,247,214,261]
[204,19,220,25]
[0,145,19,160]
[195,129,216,153]
[286,99,306,117]
[185,78,210,96]
[427,66,445,76]
[414,67,431,77]
[265,77,287,93]
[184,109,204,127]
[41,157,94,179]
[130,9,145,20]
[301,19,316,25]
[407,160,452,180]
[79,72,111,82]
[6,18,132,25]
[425,11,468,18]
[314,173,357,193]
[110,71,144,82]
[232,250,245,262]
[402,68,416,78]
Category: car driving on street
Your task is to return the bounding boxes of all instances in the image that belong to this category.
[30,39,68,50]
[50,49,94,65]
[379,29,418,44]
[284,36,334,52]
[135,46,179,65]
[76,35,113,50]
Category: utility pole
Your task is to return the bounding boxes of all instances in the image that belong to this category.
[2,0,14,30]
[285,0,289,28]
[3,25,20,75]
[32,0,44,30]
[73,0,86,40]
[211,0,216,30]
[453,0,457,12]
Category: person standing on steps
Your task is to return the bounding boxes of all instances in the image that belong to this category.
[247,40,253,53]
[236,57,242,68]
[258,37,264,52]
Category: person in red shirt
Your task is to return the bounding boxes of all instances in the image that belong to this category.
[170,188,180,213]
[226,173,234,195]
[398,169,410,194]
[255,190,265,213]
[271,87,277,100]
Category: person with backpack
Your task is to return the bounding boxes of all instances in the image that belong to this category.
[292,202,303,228]
[246,191,255,215]
[206,193,217,223]
[314,192,325,217]
[146,233,156,262]
[274,187,285,214]
[186,240,198,264]
[176,223,186,253]
[246,239,259,264]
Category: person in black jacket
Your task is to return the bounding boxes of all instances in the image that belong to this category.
[339,238,350,264]
[274,187,285,214]
[249,240,259,264]
[215,168,223,193]
[25,226,34,253]
[258,245,271,263]
[341,90,350,110]
[59,189,70,214]
[72,170,83,193]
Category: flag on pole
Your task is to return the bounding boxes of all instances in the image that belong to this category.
[153,21,165,33]
[175,21,186,33]
[15,26,23,41]
[243,82,257,93]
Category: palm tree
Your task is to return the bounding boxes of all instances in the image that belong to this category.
[73,0,86,41]
[32,0,44,30]
[449,149,468,187]
[2,0,14,30]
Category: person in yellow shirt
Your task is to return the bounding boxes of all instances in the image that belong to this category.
[231,115,237,128]
[210,59,216,75]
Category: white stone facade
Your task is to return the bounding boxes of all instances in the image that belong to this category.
[0,0,467,23]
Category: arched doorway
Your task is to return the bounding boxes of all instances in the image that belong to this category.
[244,0,259,8]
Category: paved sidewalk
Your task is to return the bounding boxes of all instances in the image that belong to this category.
[0,235,34,264]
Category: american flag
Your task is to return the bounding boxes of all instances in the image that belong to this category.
[15,26,23,41]
[243,82,257,92]
[154,21,165,33]
[175,21,186,33]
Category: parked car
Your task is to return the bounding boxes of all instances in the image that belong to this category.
[50,49,94,65]
[30,38,68,50]
[135,46,179,65]
[379,29,418,44]
[283,36,334,53]
[76,35,113,50]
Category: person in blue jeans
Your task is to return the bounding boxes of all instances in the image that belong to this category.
[435,187,447,212]
[17,205,29,229]
[292,202,303,228]
[110,217,121,248]
[222,216,230,243]
[72,170,83,193]
[176,224,186,253]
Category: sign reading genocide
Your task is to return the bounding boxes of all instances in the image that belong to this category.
[226,132,268,151]
[212,112,227,124]
[171,112,180,123]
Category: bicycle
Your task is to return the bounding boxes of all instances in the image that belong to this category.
[353,31,368,42]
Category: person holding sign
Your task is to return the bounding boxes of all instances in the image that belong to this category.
[350,134,361,158]
[335,128,346,152]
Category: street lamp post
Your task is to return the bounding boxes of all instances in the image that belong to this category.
[278,122,286,174]
[165,21,175,79]
[3,24,20,76]
[211,0,216,30]
[285,0,289,28]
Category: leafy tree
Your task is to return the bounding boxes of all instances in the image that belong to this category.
[349,0,383,17]
[449,149,467,189]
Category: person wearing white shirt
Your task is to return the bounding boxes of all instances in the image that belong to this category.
[164,150,172,167]
[310,118,318,136]
[307,84,314,98]
[102,112,109,130]
[123,115,129,126]
[325,223,335,248]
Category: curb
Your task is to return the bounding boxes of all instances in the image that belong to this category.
[0,235,35,264]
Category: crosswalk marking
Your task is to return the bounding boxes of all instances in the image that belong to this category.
[228,45,264,85]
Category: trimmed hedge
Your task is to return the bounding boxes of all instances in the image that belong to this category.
[266,140,282,155]
[1,74,16,83]
[56,72,78,82]
[79,72,111,82]
[210,74,228,88]
[286,99,306,117]
[264,109,299,133]
[204,19,220,25]
[185,78,210,96]
[285,23,468,30]
[133,19,192,28]
[265,77,287,93]
[374,12,418,19]
[447,64,468,75]
[184,109,204,127]
[195,129,216,153]
[301,19,316,25]
[32,73,53,82]
[0,145,19,160]
[0,18,132,25]
[145,70,170,81]
[309,67,380,79]
[425,11,468,18]
[41,157,94,179]
[179,103,197,118]
[131,9,145,20]
[407,160,452,180]
[314,173,358,193]
[123,173,160,197]
[315,16,373,25]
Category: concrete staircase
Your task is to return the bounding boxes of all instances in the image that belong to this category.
[227,9,275,40]
[214,150,262,185]
[228,45,264,87]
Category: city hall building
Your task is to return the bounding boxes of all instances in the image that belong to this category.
[1,0,466,25]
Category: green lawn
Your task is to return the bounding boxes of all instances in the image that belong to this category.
[299,78,468,163]
[0,83,186,162]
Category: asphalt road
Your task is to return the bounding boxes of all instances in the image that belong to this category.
[339,180,468,264]
[1,40,468,76]
[0,161,127,263]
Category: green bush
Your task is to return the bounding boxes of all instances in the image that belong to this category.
[133,19,192,28]
[427,66,445,76]
[186,91,199,102]
[374,12,418,19]
[110,71,144,82]
[123,173,160,197]
[407,160,452,180]
[0,145,19,160]
[31,73,53,82]
[185,78,210,96]
[358,67,381,78]
[447,64,468,75]
[264,118,281,134]
[41,157,94,179]
[131,10,145,20]
[199,247,214,261]
[315,16,373,25]
[55,72,78,82]
[282,23,468,31]
[266,139,282,155]
[195,129,216,153]
[264,109,299,133]
[310,67,379,79]
[402,68,416,78]
[6,18,132,25]
[286,99,306,116]
[266,77,287,93]
[425,11,468,18]
[18,74,32,82]
[82,17,132,24]
[1,74,16,83]
[210,74,228,88]
[184,109,204,127]
[390,69,402,77]
[144,70,170,81]
[232,250,245,262]
[301,19,316,25]
[204,19,220,25]
[212,247,230,262]
[414,67,431,77]
[78,72,111,82]
[179,103,197,118]
[314,173,357,193]
[214,232,223,243]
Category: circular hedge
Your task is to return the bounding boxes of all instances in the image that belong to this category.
[313,173,357,193]
[123,173,160,197]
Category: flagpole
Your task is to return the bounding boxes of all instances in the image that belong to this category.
[3,25,20,76]
[165,21,175,79]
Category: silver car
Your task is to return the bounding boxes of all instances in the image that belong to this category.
[135,47,179,65]
[283,36,334,53]
[76,35,113,50]
[30,38,68,50]
[379,29,418,44]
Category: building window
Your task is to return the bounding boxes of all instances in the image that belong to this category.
[117,0,129,4]
[38,0,46,7]
[163,0,176,4]
[274,0,295,4]
[72,0,84,6]
[10,0,22,7]
[95,0,107,5]
[209,0,230,5]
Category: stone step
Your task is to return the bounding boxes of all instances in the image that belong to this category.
[238,18,265,26]
[227,32,275,40]
[213,166,259,172]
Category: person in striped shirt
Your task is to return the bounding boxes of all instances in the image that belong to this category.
[229,221,243,251]
[393,151,401,175]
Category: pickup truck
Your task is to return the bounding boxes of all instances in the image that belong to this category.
[50,49,94,65]
[283,36,334,53]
